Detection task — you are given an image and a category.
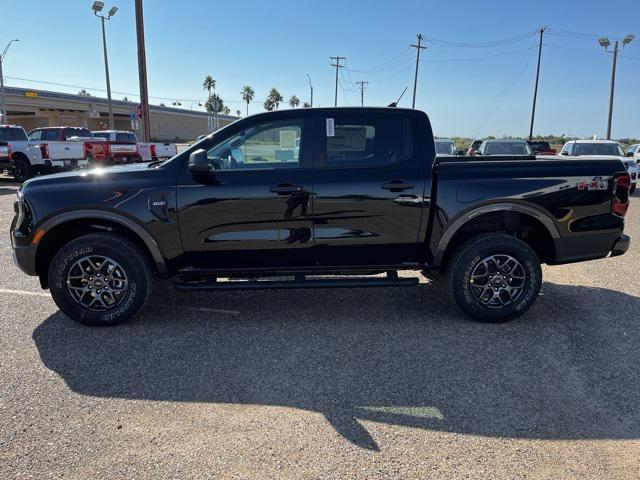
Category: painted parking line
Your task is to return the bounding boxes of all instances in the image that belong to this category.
[0,288,240,315]
[0,288,51,298]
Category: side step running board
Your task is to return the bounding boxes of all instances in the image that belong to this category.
[174,272,419,291]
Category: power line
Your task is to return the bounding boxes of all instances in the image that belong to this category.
[421,46,537,63]
[427,31,537,48]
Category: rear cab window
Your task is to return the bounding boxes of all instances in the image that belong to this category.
[115,133,137,143]
[0,127,28,141]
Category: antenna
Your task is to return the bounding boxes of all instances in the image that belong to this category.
[388,87,408,108]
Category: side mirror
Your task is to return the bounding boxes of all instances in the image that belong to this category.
[188,149,213,175]
[626,151,634,157]
[457,150,465,156]
[560,151,569,156]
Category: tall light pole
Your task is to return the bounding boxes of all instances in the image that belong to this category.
[306,74,313,107]
[598,34,634,139]
[0,39,19,123]
[92,1,117,129]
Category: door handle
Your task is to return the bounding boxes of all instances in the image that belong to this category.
[270,184,303,195]
[382,180,415,192]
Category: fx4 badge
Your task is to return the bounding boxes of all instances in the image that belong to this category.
[578,177,608,191]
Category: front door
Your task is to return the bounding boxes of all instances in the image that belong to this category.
[311,112,428,267]
[177,117,314,271]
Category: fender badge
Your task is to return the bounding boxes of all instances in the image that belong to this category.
[578,177,608,191]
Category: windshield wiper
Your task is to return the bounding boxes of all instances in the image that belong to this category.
[147,160,164,168]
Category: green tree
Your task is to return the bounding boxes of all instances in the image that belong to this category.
[302,102,311,108]
[203,75,216,130]
[289,95,300,109]
[78,89,91,96]
[236,109,241,117]
[266,88,283,110]
[241,85,255,116]
[122,96,129,101]
[264,98,275,111]
[205,93,225,114]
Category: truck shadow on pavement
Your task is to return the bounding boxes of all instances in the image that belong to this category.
[32,281,640,451]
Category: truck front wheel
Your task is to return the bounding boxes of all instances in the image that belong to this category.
[448,233,542,322]
[48,233,152,326]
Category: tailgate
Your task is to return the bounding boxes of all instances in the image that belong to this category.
[110,143,139,155]
[47,142,86,160]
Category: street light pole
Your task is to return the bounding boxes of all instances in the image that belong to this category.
[599,34,634,140]
[605,40,618,140]
[307,74,313,107]
[528,27,545,141]
[92,2,117,130]
[0,39,19,123]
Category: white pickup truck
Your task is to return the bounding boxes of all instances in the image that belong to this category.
[25,127,90,178]
[0,125,45,181]
[91,130,177,164]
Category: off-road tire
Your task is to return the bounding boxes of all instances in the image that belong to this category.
[448,233,542,323]
[48,233,152,326]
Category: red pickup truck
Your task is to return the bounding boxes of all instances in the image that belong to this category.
[527,140,557,156]
[88,130,142,165]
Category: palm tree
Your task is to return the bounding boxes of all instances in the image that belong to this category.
[122,96,129,102]
[78,89,91,96]
[269,88,283,110]
[236,109,241,117]
[264,98,275,112]
[205,94,224,114]
[302,102,311,108]
[241,85,255,117]
[203,75,216,130]
[289,95,300,109]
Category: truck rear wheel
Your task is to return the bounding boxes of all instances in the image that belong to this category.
[48,233,152,326]
[12,157,33,182]
[448,233,542,322]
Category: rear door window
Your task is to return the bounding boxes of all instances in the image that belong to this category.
[43,129,60,141]
[322,115,412,167]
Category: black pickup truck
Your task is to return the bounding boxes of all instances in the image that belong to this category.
[10,107,631,326]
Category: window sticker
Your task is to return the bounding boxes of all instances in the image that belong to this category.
[326,118,335,137]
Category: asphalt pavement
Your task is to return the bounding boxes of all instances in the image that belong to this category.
[1,175,639,479]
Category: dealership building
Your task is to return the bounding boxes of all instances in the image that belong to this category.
[1,86,238,141]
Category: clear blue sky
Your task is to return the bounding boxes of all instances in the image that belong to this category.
[2,0,639,138]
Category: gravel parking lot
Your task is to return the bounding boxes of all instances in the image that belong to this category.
[1,175,639,479]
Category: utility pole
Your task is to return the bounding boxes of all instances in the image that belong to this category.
[307,74,313,107]
[528,27,545,141]
[356,81,369,106]
[134,0,151,142]
[330,56,346,107]
[410,34,426,109]
[598,34,634,139]
[0,39,19,123]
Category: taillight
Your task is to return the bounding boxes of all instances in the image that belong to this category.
[150,144,156,157]
[612,173,631,217]
[39,144,49,159]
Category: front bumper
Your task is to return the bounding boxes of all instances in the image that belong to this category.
[11,242,37,276]
[610,234,630,257]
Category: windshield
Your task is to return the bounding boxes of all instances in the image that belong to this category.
[573,143,625,157]
[92,132,109,140]
[435,140,455,155]
[484,142,532,155]
[0,127,28,141]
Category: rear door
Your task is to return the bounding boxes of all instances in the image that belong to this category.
[311,111,428,267]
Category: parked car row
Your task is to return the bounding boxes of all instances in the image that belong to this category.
[0,124,178,181]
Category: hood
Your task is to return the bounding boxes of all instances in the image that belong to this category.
[23,163,155,187]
